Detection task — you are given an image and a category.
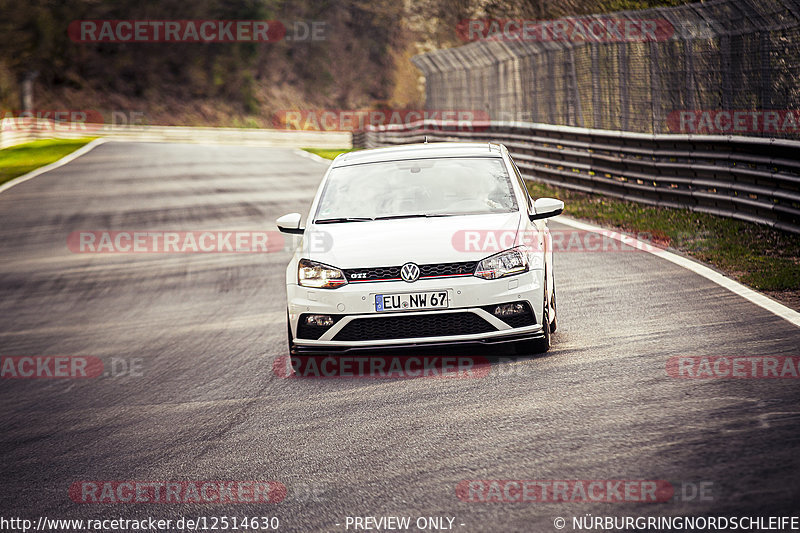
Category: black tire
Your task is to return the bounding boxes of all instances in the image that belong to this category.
[287,312,297,356]
[514,278,551,355]
[549,280,558,333]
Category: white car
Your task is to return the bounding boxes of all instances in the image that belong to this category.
[277,142,564,355]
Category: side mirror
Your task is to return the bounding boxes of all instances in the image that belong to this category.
[276,212,304,235]
[529,198,564,220]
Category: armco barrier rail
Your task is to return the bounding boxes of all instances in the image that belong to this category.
[0,119,351,150]
[354,121,800,234]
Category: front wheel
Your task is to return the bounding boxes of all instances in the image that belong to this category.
[287,312,297,356]
[549,280,558,333]
[514,282,551,355]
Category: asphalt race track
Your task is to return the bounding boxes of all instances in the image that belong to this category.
[1,142,799,532]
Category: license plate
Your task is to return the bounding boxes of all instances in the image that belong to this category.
[375,291,449,312]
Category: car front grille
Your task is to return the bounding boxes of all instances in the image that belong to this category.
[331,312,497,342]
[344,261,478,283]
[420,261,477,278]
[344,266,401,282]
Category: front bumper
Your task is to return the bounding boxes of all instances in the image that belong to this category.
[287,270,545,351]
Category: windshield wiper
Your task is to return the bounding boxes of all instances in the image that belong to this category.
[314,217,372,224]
[316,214,462,223]
[371,213,459,221]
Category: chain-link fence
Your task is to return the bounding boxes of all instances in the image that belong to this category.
[412,0,800,138]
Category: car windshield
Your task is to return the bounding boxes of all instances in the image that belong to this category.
[314,157,517,222]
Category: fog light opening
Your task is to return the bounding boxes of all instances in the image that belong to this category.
[494,303,526,317]
[305,314,334,327]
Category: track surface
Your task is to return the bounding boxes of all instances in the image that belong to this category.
[1,142,799,532]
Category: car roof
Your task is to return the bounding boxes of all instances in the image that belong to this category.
[333,142,506,166]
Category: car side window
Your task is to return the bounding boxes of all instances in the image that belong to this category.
[509,156,533,212]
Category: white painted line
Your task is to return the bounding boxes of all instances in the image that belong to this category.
[0,138,108,195]
[553,215,800,328]
[293,148,335,165]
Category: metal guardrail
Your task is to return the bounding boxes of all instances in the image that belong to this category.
[354,121,800,234]
[1,119,352,150]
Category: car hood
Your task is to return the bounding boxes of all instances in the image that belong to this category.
[302,212,523,267]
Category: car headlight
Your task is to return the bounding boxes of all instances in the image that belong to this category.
[298,258,348,289]
[474,246,529,280]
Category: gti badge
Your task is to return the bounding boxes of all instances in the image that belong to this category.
[400,262,420,283]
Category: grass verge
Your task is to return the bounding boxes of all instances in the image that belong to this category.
[525,180,800,310]
[0,138,97,187]
[302,148,355,160]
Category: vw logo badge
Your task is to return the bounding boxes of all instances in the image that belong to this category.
[400,262,420,283]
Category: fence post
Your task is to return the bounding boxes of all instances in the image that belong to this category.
[759,32,773,110]
[649,41,662,134]
[568,47,585,127]
[720,34,732,110]
[683,36,696,111]
[20,71,38,113]
[563,49,573,126]
[546,51,556,124]
[529,52,539,122]
[618,43,629,131]
[591,43,601,130]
